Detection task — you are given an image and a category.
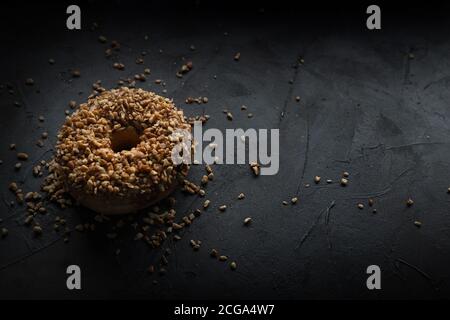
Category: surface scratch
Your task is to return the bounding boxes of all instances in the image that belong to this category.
[295,200,335,251]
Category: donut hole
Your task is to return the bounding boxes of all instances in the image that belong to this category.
[110,126,140,152]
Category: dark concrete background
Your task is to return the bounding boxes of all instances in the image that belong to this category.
[1,1,450,299]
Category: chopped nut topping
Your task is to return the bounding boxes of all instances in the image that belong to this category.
[53,87,190,200]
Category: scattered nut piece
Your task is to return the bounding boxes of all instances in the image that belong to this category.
[24,215,33,225]
[172,223,183,230]
[314,176,321,184]
[250,162,260,176]
[68,100,77,109]
[17,152,29,160]
[9,182,18,192]
[210,249,219,258]
[340,178,348,186]
[113,62,125,70]
[71,69,81,77]
[1,228,8,238]
[230,261,237,270]
[406,198,414,207]
[219,205,227,212]
[357,203,364,210]
[32,225,42,235]
[244,217,252,225]
[98,35,107,43]
[291,197,298,204]
[201,175,209,185]
[238,193,245,200]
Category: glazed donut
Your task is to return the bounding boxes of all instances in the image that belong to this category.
[54,87,190,214]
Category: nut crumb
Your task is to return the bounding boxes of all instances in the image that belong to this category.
[406,198,414,207]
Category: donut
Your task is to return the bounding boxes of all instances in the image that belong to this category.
[54,87,190,214]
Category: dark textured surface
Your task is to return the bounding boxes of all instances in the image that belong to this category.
[1,2,450,299]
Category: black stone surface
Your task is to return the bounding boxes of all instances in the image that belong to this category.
[0,1,450,299]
